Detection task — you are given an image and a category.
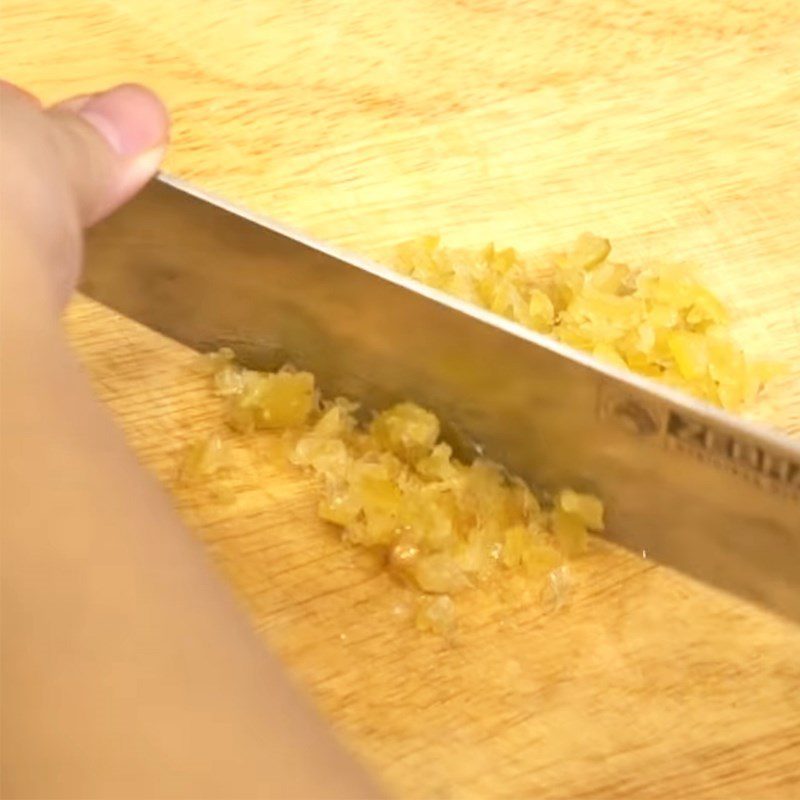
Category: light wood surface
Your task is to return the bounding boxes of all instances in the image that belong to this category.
[3,2,800,798]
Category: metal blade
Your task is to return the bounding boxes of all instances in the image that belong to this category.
[82,174,800,622]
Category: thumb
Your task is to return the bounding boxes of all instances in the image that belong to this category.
[48,84,169,226]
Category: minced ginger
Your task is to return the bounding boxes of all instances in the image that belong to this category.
[194,350,604,634]
[393,233,780,410]
[185,233,779,634]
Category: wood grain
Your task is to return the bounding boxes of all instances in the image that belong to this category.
[3,0,800,433]
[3,2,800,797]
[63,296,800,799]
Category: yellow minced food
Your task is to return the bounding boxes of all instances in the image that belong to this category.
[199,356,604,635]
[200,348,318,432]
[393,234,780,411]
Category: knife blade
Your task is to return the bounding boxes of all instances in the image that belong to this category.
[82,173,800,622]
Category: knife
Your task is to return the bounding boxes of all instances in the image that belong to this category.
[82,173,800,622]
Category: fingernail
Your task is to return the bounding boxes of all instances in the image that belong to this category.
[116,145,167,202]
[77,84,169,157]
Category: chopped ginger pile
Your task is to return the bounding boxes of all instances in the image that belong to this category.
[186,233,776,634]
[393,234,779,410]
[193,350,604,634]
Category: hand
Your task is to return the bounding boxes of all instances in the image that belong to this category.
[0,81,169,309]
[0,81,381,799]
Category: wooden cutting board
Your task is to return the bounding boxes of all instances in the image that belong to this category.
[2,2,800,797]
